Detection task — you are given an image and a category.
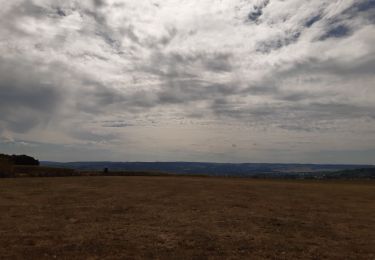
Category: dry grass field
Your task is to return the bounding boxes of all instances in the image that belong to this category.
[0,177,374,259]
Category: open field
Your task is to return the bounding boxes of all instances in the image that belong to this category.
[0,177,374,259]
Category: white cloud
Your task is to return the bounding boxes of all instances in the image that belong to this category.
[0,0,374,163]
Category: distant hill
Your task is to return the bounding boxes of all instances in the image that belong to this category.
[41,161,375,179]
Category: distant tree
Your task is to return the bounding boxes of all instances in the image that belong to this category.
[11,154,39,166]
[0,154,39,166]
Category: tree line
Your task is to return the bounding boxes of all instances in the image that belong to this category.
[0,154,39,166]
[0,154,39,178]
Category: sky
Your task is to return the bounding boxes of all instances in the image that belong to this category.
[0,0,375,164]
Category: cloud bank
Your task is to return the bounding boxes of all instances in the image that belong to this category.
[0,0,374,163]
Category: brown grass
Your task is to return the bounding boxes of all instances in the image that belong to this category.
[0,177,374,259]
[0,159,14,178]
[13,166,76,177]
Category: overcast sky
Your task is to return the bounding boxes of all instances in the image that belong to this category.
[0,0,374,163]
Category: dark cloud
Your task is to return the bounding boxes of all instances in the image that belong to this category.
[316,1,375,41]
[0,57,63,133]
[209,98,375,131]
[244,84,278,96]
[256,31,301,53]
[145,51,233,76]
[70,129,117,142]
[247,0,270,22]
[301,102,375,121]
[73,80,126,114]
[16,1,47,18]
[203,53,233,72]
[342,0,375,22]
[153,79,241,108]
[102,122,133,128]
[56,8,66,17]
[82,9,122,50]
[305,14,322,28]
[248,8,263,22]
[93,0,106,8]
[355,0,375,12]
[320,24,351,40]
[126,50,237,109]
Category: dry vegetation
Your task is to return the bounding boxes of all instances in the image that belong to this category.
[12,166,76,177]
[0,176,374,259]
[0,159,14,178]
